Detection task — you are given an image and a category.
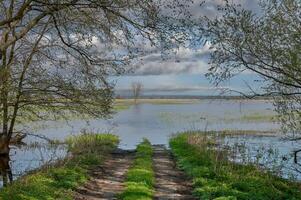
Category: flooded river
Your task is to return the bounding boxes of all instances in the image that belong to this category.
[8,99,301,182]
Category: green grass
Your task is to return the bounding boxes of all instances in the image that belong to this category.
[114,105,130,111]
[169,132,301,200]
[120,139,154,200]
[0,133,119,200]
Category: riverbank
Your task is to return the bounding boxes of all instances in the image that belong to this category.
[0,134,119,199]
[170,132,301,200]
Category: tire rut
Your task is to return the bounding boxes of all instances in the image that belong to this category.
[153,145,196,200]
[74,150,134,200]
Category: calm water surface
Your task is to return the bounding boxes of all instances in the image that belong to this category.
[32,99,277,148]
[9,100,301,181]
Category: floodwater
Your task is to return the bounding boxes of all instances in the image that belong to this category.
[223,135,301,181]
[8,99,301,182]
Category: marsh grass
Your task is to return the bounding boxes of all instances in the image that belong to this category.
[218,130,278,137]
[159,111,277,129]
[120,138,154,200]
[170,132,301,200]
[67,133,119,155]
[239,113,275,122]
[0,133,119,200]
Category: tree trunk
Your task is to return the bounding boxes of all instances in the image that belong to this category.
[0,153,12,187]
[0,136,10,155]
[0,137,12,186]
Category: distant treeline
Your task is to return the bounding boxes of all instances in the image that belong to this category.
[115,95,273,100]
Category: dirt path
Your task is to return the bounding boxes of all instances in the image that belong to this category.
[74,146,195,200]
[74,150,134,200]
[153,145,196,200]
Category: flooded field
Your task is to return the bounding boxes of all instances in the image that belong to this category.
[223,135,301,181]
[9,99,301,182]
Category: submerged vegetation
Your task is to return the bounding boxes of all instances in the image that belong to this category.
[159,111,276,125]
[0,133,119,200]
[170,132,301,200]
[120,139,154,200]
[238,113,275,123]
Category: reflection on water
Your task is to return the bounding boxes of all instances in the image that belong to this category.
[6,100,301,182]
[7,142,67,186]
[1,142,67,187]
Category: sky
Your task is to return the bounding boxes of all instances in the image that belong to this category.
[114,0,261,96]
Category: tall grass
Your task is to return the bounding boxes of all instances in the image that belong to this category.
[170,132,301,200]
[120,138,154,200]
[0,133,119,200]
[67,133,119,155]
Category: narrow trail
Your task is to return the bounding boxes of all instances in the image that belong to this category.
[74,150,134,200]
[73,146,195,200]
[153,145,196,200]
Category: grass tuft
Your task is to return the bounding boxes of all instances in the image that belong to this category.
[66,133,119,155]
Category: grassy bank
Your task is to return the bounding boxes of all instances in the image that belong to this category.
[120,139,154,200]
[170,132,301,200]
[0,133,119,200]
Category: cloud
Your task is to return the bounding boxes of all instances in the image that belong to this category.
[96,0,260,77]
[125,0,260,76]
[133,59,209,75]
[111,1,262,95]
[188,0,260,19]
[128,42,212,76]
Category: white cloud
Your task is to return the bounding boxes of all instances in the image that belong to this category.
[188,0,260,19]
[127,0,260,77]
[128,42,213,76]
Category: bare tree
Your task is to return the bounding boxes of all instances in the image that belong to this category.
[0,0,194,185]
[203,0,301,169]
[131,82,143,104]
